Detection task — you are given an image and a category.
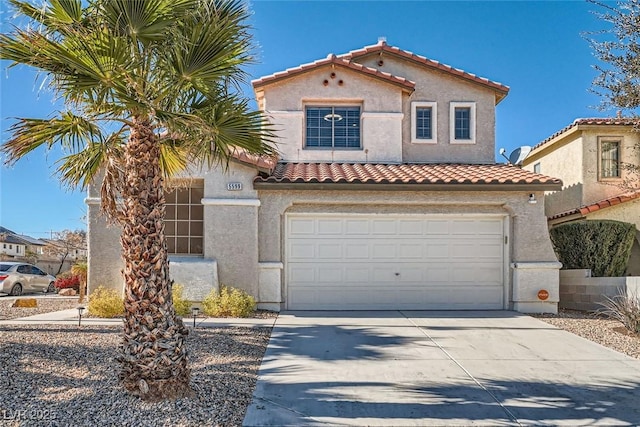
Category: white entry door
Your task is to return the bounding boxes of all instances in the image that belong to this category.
[286,214,505,310]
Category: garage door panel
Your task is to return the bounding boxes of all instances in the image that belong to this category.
[318,219,342,235]
[345,219,369,234]
[289,218,315,235]
[287,215,505,310]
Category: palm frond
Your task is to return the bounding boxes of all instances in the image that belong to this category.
[2,112,102,165]
[56,135,123,189]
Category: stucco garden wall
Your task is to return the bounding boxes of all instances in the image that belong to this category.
[559,269,640,311]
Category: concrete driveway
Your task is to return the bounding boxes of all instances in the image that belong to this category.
[244,311,640,426]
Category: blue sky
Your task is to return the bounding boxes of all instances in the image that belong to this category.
[0,0,616,238]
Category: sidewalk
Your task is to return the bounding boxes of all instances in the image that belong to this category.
[0,309,278,328]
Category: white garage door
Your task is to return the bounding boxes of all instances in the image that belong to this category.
[286,214,505,310]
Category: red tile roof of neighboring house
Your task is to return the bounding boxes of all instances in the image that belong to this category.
[549,190,640,220]
[338,40,509,101]
[252,54,416,92]
[255,162,561,188]
[533,117,639,152]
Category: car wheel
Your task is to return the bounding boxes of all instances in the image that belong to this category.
[10,284,22,296]
[46,282,56,293]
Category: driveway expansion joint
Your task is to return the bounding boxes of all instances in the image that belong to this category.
[399,310,524,427]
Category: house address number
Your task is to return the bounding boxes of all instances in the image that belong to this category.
[227,182,243,191]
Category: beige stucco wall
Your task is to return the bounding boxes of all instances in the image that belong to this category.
[259,55,499,165]
[261,66,404,163]
[257,188,558,310]
[581,128,639,206]
[86,161,263,300]
[357,55,497,163]
[523,134,584,216]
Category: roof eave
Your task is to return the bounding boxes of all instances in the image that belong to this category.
[253,181,562,192]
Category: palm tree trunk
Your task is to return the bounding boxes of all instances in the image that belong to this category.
[118,116,192,401]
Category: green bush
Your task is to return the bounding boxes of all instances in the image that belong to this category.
[202,285,256,318]
[88,286,124,318]
[171,283,191,317]
[549,220,636,277]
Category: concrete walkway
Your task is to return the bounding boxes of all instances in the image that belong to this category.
[0,309,277,328]
[244,311,640,426]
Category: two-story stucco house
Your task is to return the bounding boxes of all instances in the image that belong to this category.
[522,117,640,275]
[88,40,563,313]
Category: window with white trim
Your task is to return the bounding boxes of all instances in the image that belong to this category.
[450,102,476,144]
[533,162,541,174]
[599,138,621,179]
[411,101,437,143]
[305,106,361,149]
[165,182,204,255]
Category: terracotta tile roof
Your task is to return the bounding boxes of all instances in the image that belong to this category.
[255,162,561,188]
[533,117,639,152]
[229,147,277,171]
[338,40,509,101]
[252,54,415,92]
[549,190,640,220]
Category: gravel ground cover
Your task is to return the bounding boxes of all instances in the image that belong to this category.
[0,325,270,427]
[0,297,79,320]
[534,309,640,360]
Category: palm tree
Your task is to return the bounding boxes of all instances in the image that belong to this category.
[1,0,275,401]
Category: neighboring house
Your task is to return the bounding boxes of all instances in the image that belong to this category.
[0,226,47,259]
[16,234,47,256]
[88,40,562,313]
[522,117,640,275]
[0,231,27,259]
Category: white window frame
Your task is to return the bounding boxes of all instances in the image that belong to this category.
[533,162,541,174]
[598,136,623,181]
[449,102,476,144]
[411,101,437,144]
[304,104,362,150]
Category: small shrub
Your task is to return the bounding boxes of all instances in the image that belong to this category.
[550,220,636,277]
[202,285,256,318]
[54,272,81,291]
[12,298,37,308]
[172,283,191,317]
[598,289,640,334]
[88,286,124,318]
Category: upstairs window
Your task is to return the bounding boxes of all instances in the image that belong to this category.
[599,138,621,179]
[165,182,204,255]
[450,102,476,144]
[411,101,437,143]
[533,163,541,174]
[306,106,361,149]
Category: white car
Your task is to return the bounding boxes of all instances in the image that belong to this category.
[0,262,56,295]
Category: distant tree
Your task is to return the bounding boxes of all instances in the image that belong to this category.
[587,0,640,190]
[588,0,640,113]
[45,230,86,275]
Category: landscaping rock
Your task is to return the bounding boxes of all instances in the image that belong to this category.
[12,298,37,308]
[58,288,77,296]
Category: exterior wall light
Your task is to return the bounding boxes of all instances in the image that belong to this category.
[528,194,537,204]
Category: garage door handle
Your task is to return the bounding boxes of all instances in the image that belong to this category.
[395,272,400,276]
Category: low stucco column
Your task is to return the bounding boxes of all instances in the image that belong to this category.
[511,261,562,314]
